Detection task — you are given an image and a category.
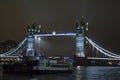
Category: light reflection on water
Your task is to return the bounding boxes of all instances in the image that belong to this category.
[75,66,120,80]
[0,66,120,80]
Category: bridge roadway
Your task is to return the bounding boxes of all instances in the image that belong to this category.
[75,57,120,66]
[87,57,120,61]
[0,56,120,66]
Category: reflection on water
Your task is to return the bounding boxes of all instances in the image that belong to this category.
[75,66,120,80]
[0,66,120,80]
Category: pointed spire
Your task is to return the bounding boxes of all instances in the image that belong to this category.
[28,24,31,32]
[80,17,85,27]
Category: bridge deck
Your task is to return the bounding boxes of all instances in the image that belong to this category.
[34,33,76,37]
[87,57,120,61]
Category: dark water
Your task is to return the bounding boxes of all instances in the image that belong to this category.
[0,66,120,80]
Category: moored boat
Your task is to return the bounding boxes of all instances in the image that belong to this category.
[2,56,73,74]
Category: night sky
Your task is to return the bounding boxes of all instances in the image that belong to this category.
[0,0,120,56]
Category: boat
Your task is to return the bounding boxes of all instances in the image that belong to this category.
[2,56,73,74]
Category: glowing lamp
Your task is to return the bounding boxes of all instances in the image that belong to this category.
[52,31,56,35]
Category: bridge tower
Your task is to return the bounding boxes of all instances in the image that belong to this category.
[26,23,41,57]
[75,18,88,58]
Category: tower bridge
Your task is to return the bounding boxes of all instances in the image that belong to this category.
[0,19,120,66]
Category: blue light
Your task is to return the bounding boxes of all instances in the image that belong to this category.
[68,57,73,61]
[35,57,40,61]
[34,32,76,37]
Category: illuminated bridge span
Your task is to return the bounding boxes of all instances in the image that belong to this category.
[86,37,120,58]
[35,33,76,37]
[0,19,120,64]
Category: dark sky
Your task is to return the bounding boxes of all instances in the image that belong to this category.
[0,0,120,56]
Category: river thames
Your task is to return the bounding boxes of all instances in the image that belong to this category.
[0,66,120,80]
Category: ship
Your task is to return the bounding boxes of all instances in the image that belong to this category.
[2,56,73,74]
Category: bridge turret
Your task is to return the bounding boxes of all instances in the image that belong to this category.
[76,18,88,58]
[27,23,42,35]
[76,18,88,36]
[37,25,42,34]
